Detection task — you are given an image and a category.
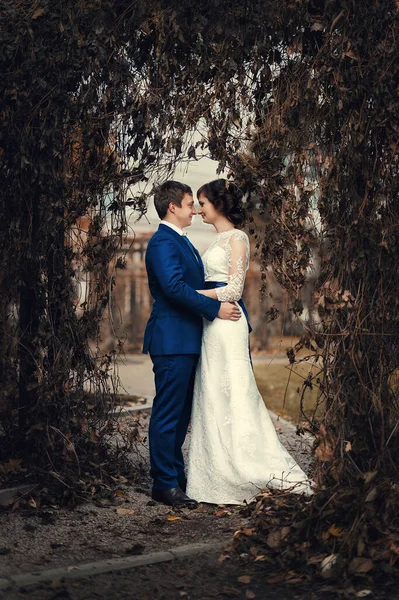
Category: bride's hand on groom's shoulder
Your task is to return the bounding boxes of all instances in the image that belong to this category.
[217,302,241,321]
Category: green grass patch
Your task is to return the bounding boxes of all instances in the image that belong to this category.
[253,362,321,423]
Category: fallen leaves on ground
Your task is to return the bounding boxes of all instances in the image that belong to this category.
[0,458,22,474]
[115,507,135,515]
[114,489,128,499]
[218,554,231,564]
[327,524,344,537]
[28,497,38,509]
[215,508,232,518]
[234,528,254,539]
[314,424,336,462]
[348,557,374,574]
[227,482,399,594]
[221,586,240,596]
[237,575,251,584]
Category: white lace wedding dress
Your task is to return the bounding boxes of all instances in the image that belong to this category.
[186,229,312,505]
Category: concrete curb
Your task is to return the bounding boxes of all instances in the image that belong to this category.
[269,411,296,432]
[0,541,226,592]
[110,396,153,415]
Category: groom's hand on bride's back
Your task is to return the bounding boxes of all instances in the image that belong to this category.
[217,302,241,321]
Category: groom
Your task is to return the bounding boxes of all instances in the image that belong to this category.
[143,180,241,508]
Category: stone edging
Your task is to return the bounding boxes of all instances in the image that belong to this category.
[0,541,227,592]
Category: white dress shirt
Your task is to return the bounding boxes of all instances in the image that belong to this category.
[161,220,198,261]
[161,221,185,236]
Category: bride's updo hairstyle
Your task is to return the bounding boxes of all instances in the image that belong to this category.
[197,179,246,227]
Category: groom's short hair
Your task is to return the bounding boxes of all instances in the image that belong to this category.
[154,181,193,219]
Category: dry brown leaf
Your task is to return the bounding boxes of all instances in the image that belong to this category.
[218,554,230,564]
[349,557,374,574]
[90,429,100,443]
[266,530,283,549]
[114,489,128,499]
[31,7,45,19]
[362,471,377,484]
[320,555,340,579]
[256,490,272,499]
[246,591,256,599]
[315,425,335,462]
[267,575,285,584]
[241,528,255,536]
[215,509,230,517]
[328,524,343,537]
[389,543,399,556]
[307,554,327,565]
[167,515,181,521]
[0,459,22,474]
[237,576,252,584]
[249,545,261,557]
[345,50,359,61]
[221,586,240,596]
[49,580,65,589]
[311,21,323,31]
[365,487,377,503]
[357,536,366,556]
[115,508,135,515]
[28,498,37,509]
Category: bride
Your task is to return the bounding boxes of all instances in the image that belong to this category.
[186,179,313,505]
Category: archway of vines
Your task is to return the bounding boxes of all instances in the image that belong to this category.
[1,0,399,583]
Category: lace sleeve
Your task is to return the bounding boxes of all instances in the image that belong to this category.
[216,231,250,302]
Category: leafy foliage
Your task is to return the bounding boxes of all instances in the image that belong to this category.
[1,0,399,583]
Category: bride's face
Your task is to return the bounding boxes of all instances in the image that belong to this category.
[197,194,220,225]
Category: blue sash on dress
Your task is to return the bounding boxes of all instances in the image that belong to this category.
[204,282,252,333]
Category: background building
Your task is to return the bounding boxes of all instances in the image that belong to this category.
[98,159,304,353]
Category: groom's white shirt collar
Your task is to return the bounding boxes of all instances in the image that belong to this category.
[161,221,187,236]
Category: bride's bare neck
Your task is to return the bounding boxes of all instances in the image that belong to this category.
[213,215,234,233]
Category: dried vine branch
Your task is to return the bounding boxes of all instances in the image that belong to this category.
[1,0,399,581]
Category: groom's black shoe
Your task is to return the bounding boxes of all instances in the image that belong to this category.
[151,487,198,509]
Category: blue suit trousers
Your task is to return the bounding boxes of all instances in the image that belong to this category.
[149,353,199,490]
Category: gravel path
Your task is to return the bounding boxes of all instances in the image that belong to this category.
[0,353,314,599]
[113,353,295,399]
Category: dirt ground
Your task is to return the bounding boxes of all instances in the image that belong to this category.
[0,404,321,600]
[2,543,397,600]
[0,420,396,600]
[0,550,344,600]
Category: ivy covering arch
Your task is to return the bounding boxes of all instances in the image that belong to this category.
[1,0,399,581]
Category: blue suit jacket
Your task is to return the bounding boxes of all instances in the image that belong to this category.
[143,224,221,355]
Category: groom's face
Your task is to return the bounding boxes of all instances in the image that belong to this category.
[170,193,197,229]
